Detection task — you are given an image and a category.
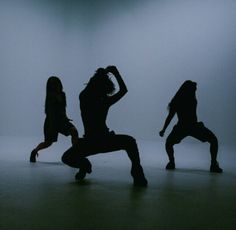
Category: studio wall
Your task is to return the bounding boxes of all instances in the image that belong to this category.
[0,0,235,145]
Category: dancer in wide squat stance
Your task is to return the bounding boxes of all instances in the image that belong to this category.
[30,76,78,162]
[62,66,148,187]
[159,80,223,173]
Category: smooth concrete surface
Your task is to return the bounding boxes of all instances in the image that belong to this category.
[0,136,235,230]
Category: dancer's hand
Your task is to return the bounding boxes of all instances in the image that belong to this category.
[106,65,119,75]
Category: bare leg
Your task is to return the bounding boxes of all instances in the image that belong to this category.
[30,141,52,162]
[194,125,222,173]
[208,134,222,173]
[165,140,176,170]
[165,142,175,162]
[119,136,147,187]
[34,141,53,152]
[69,127,79,145]
[209,135,218,163]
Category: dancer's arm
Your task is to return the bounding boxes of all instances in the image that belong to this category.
[106,66,128,105]
[159,108,175,137]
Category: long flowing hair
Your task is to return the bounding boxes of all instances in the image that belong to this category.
[168,80,197,110]
[45,76,66,113]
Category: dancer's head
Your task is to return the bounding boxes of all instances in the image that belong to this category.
[46,76,63,94]
[177,80,197,95]
[169,80,197,109]
[86,68,115,96]
[45,76,65,113]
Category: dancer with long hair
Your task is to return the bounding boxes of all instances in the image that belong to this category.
[159,80,222,173]
[30,76,78,162]
[62,66,148,186]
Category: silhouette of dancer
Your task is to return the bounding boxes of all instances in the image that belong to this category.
[30,76,78,162]
[159,80,223,173]
[62,66,148,186]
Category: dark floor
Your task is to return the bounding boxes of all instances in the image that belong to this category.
[0,136,235,230]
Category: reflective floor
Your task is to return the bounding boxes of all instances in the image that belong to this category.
[0,136,235,230]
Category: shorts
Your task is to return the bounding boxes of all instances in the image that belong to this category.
[44,116,75,143]
[166,122,216,144]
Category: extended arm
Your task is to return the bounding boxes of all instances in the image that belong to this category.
[106,66,128,105]
[159,107,175,137]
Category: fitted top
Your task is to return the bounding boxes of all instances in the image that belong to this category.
[80,90,110,138]
[172,98,198,126]
[45,92,67,122]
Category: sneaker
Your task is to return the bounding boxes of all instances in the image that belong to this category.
[75,169,87,181]
[30,150,38,163]
[75,158,92,181]
[165,162,175,170]
[210,162,223,173]
[131,164,148,187]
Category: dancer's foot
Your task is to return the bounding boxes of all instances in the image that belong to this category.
[30,149,38,163]
[165,162,175,170]
[210,161,223,173]
[131,164,148,187]
[75,168,87,181]
[30,150,38,163]
[75,158,92,181]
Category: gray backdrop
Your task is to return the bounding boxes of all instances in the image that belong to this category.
[0,0,235,145]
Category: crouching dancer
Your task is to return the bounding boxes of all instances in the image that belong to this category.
[62,66,148,187]
[159,80,222,173]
